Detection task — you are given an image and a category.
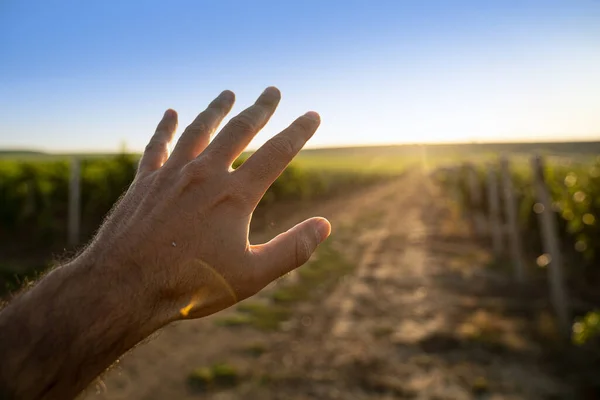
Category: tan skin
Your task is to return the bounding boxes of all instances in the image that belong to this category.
[0,87,331,400]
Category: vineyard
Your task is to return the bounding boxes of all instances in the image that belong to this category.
[437,155,600,345]
[3,143,600,397]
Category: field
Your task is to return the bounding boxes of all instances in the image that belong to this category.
[2,142,600,398]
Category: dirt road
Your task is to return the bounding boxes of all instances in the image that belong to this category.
[84,171,572,400]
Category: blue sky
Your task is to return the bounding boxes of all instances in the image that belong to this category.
[1,0,599,152]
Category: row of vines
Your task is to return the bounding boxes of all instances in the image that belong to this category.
[0,153,390,292]
[437,156,600,344]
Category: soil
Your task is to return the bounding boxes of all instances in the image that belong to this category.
[82,171,578,400]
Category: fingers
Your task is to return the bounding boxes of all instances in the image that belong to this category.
[234,111,320,202]
[249,217,331,287]
[206,86,281,167]
[167,90,235,167]
[138,109,178,173]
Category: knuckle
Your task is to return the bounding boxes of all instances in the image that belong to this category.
[267,136,295,158]
[144,138,166,154]
[184,120,208,137]
[229,113,257,135]
[295,116,314,132]
[295,234,312,266]
[180,159,209,183]
[155,119,170,132]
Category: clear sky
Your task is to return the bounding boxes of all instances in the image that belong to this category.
[1,0,599,152]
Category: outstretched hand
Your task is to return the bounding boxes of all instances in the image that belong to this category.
[0,87,332,400]
[84,86,331,323]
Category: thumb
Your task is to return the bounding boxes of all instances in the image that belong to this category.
[250,217,331,287]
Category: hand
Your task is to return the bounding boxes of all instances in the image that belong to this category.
[81,87,331,326]
[0,87,331,399]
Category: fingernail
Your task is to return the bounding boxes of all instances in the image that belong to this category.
[304,111,320,122]
[314,218,331,242]
[164,109,176,118]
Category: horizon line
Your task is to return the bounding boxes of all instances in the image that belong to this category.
[2,138,600,155]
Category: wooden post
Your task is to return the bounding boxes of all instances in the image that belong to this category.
[531,154,570,336]
[500,156,526,283]
[68,157,81,246]
[467,163,487,236]
[486,163,503,256]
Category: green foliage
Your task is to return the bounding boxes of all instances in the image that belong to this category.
[0,159,70,239]
[0,152,395,252]
[0,146,416,240]
[188,363,239,391]
[516,159,600,272]
[439,157,600,273]
[0,149,402,295]
[236,301,291,331]
[215,301,290,331]
[214,313,254,327]
[438,156,600,343]
[573,311,600,345]
[0,154,138,247]
[241,342,267,357]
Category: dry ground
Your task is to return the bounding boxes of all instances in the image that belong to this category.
[83,171,574,400]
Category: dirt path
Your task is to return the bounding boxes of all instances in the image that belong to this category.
[84,171,572,400]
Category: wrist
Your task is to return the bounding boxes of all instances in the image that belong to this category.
[69,249,170,337]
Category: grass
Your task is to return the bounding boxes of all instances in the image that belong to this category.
[215,313,254,327]
[215,301,291,331]
[241,342,268,357]
[188,362,239,391]
[268,238,354,306]
[292,152,414,175]
[236,302,291,331]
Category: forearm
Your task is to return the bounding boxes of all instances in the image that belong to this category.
[0,256,162,400]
